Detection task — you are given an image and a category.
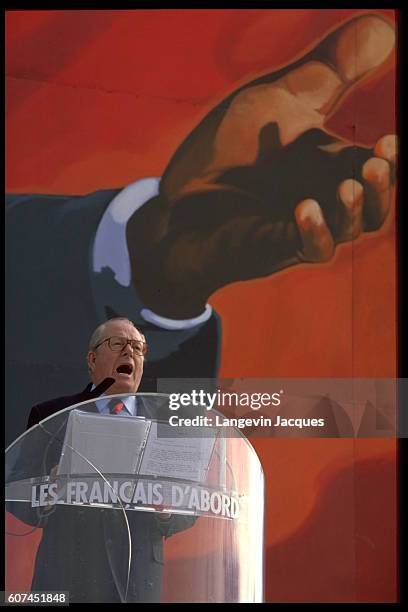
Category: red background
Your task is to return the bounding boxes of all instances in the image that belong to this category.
[6,9,397,602]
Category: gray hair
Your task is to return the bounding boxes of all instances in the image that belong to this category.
[88,317,139,351]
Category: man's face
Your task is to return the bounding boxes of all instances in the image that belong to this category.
[87,320,145,394]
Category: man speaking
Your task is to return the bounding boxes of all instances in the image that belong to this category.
[9,317,196,603]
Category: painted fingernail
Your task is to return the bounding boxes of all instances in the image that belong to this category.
[338,179,363,208]
[374,135,397,163]
[295,199,324,228]
[362,157,389,185]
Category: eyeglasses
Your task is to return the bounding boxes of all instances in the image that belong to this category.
[93,336,148,355]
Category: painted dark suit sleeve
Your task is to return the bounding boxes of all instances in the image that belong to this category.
[5,190,221,446]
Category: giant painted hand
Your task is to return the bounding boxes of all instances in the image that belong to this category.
[128,14,396,319]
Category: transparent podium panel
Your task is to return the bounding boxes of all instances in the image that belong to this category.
[6,394,264,603]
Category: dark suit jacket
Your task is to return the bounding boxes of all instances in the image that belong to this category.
[6,190,221,447]
[7,386,197,603]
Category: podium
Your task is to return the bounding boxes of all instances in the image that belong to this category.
[5,393,264,603]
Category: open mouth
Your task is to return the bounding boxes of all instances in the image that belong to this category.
[116,364,133,376]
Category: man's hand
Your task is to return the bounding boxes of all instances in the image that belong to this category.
[128,14,396,319]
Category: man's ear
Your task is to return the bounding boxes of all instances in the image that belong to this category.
[87,351,96,372]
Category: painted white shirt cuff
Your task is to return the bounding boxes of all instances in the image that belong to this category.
[93,177,212,330]
[140,304,212,330]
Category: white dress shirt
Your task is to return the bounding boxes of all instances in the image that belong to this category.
[90,388,138,417]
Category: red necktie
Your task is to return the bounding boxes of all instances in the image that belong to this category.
[110,401,125,415]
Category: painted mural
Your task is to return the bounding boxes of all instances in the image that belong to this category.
[5,9,397,602]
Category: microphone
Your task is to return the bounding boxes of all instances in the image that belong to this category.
[87,377,115,399]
